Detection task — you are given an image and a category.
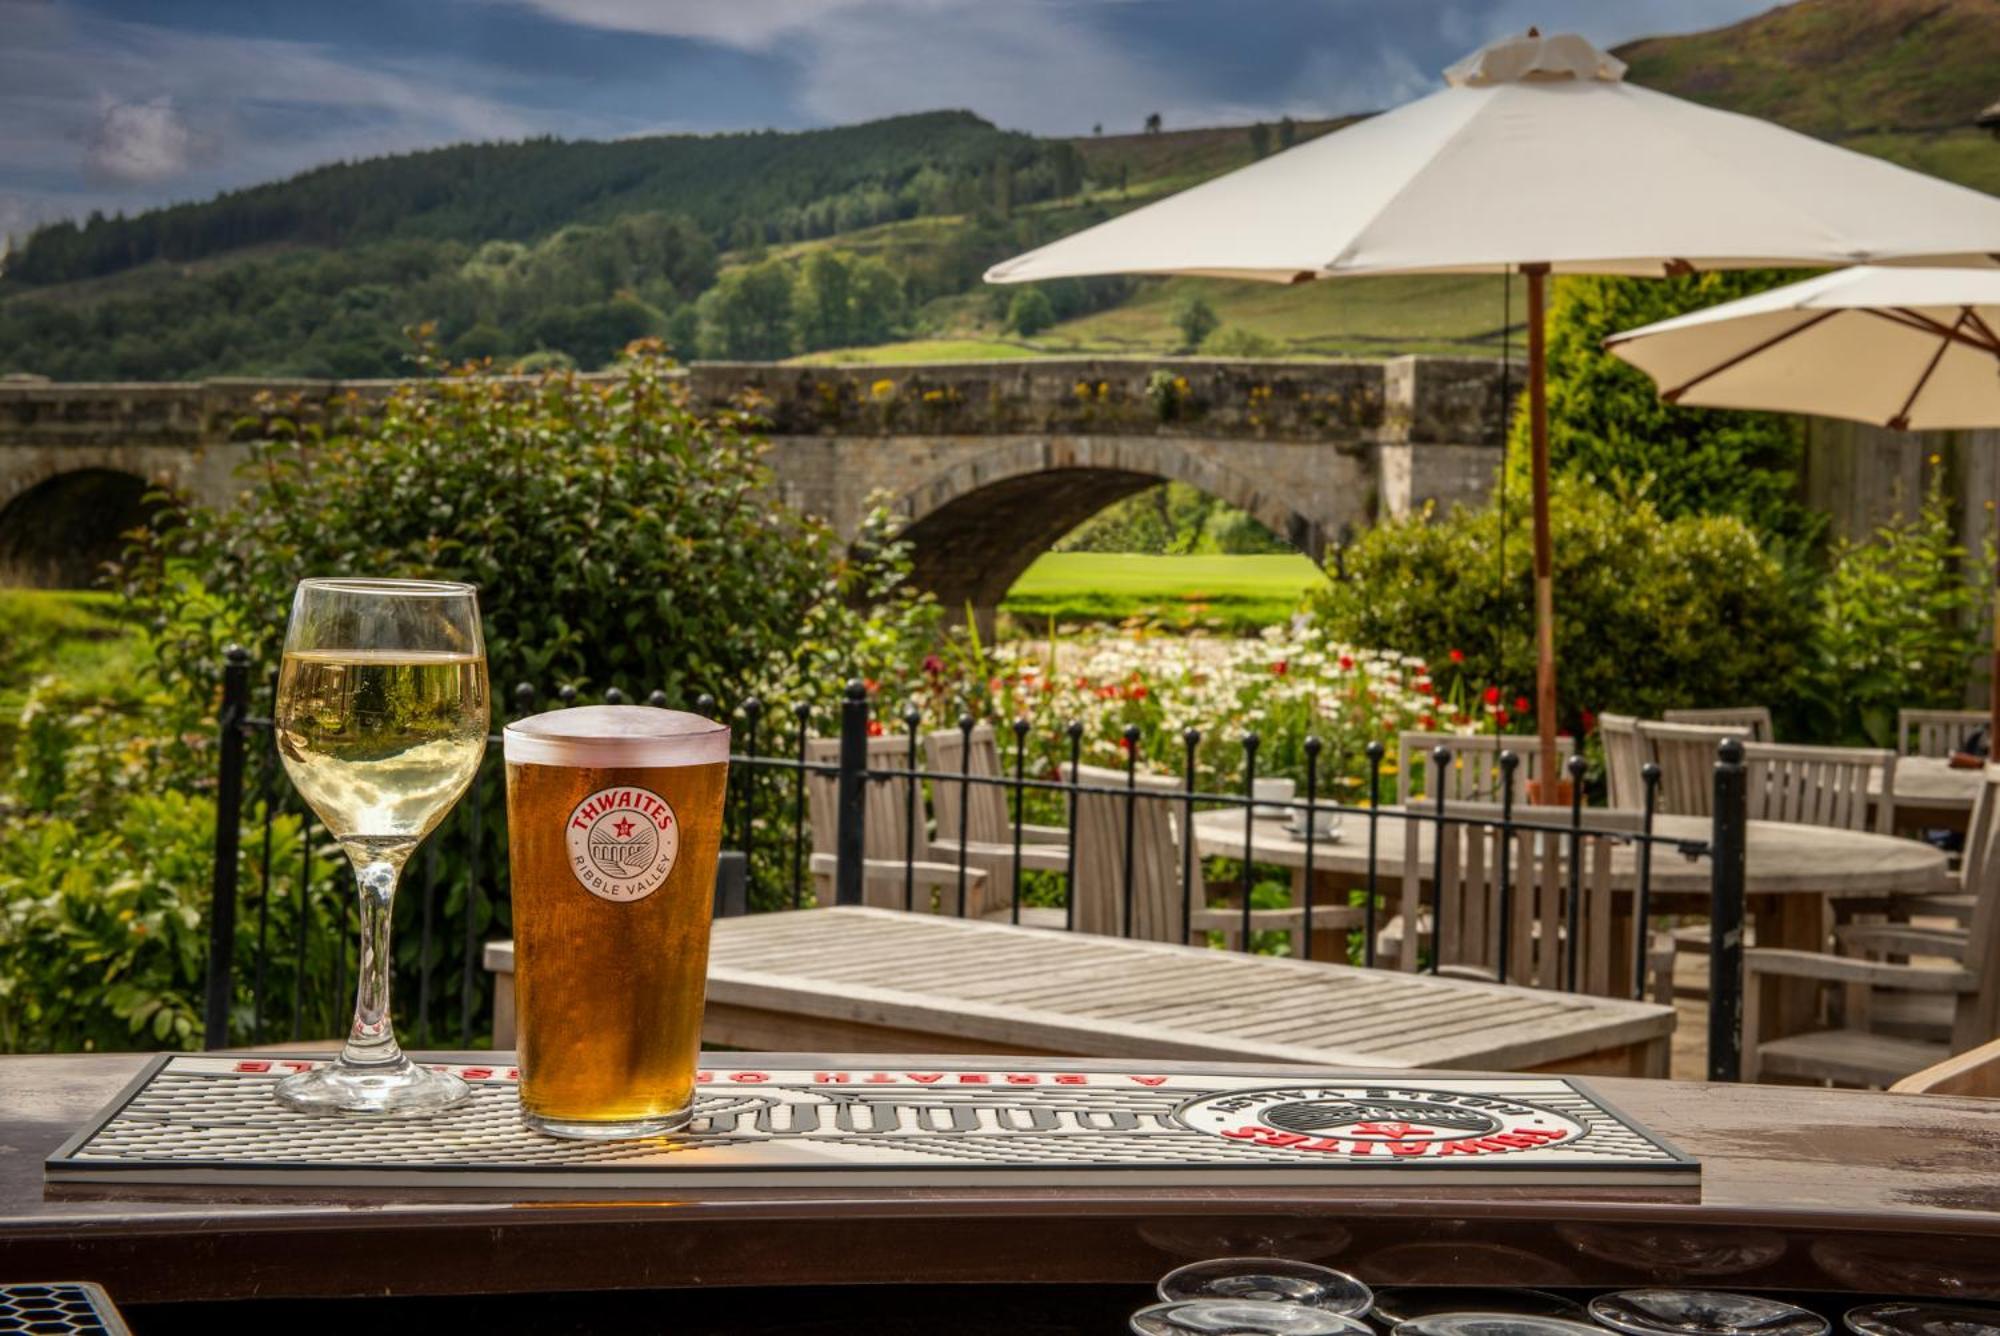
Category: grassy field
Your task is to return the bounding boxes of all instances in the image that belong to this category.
[1000,552,1326,631]
[0,589,149,765]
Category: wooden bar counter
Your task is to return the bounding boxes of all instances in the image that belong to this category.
[4,1052,2000,1306]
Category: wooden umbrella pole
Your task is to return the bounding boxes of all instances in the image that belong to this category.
[1524,263,1562,803]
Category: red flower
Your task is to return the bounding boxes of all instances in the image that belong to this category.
[1338,654,1354,671]
[1581,708,1599,733]
[866,719,884,737]
[1119,735,1135,753]
[922,654,943,676]
[1421,713,1437,729]
[862,677,880,695]
[1482,685,1501,706]
[1495,708,1511,728]
[1271,660,1289,676]
[1449,648,1465,664]
[1131,684,1149,700]
[1513,695,1531,715]
[1454,713,1470,727]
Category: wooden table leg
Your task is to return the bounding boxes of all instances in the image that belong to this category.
[1754,892,1832,1042]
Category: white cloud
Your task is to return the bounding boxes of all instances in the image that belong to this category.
[84,96,203,184]
[507,0,925,49]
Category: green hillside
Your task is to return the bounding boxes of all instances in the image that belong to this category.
[6,0,2000,381]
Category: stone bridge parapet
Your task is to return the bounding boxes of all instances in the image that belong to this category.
[0,357,1511,600]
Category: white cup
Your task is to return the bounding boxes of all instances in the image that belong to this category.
[1287,804,1345,841]
[1252,776,1296,817]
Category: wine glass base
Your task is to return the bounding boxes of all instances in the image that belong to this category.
[275,1058,468,1116]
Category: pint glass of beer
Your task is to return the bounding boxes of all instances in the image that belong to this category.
[502,705,729,1139]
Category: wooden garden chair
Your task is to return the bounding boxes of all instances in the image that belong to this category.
[924,725,1072,890]
[1898,708,1986,758]
[1890,1035,2000,1096]
[1664,706,1775,742]
[1636,720,1735,817]
[804,735,990,916]
[1395,804,1646,999]
[1743,740,1898,835]
[1068,763,1360,951]
[1598,713,1647,810]
[1395,731,1570,807]
[1744,766,2000,1088]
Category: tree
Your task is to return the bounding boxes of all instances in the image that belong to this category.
[1172,293,1219,351]
[1504,271,1811,543]
[1248,123,1272,159]
[696,261,795,360]
[1092,123,1103,136]
[1144,112,1163,134]
[1278,116,1298,149]
[793,251,855,351]
[848,258,905,345]
[1007,288,1056,337]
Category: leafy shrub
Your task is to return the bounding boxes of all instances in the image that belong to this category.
[1312,476,1807,731]
[1508,272,1812,543]
[1800,472,1986,746]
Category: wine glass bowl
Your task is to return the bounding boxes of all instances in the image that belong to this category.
[272,578,489,1116]
[1131,1300,1373,1335]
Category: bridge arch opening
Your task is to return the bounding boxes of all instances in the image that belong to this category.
[893,447,1322,626]
[0,469,157,588]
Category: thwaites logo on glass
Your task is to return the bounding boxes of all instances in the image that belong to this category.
[1175,1084,1586,1160]
[566,787,678,902]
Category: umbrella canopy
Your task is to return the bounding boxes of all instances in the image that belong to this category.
[985,33,2000,286]
[1604,265,2000,430]
[984,28,2000,800]
[1607,265,2000,747]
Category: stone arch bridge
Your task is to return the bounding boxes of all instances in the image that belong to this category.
[0,358,1508,611]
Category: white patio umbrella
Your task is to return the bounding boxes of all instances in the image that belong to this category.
[985,29,2000,800]
[1606,265,2000,746]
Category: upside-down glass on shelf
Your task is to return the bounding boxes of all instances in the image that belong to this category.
[502,705,730,1139]
[272,578,489,1116]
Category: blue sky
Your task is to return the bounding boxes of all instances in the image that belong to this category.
[1,0,1772,241]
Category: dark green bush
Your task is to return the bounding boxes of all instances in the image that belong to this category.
[1313,475,1808,730]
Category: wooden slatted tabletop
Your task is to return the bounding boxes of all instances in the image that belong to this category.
[689,906,1672,1075]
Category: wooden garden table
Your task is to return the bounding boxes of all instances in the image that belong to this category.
[1192,809,1951,1036]
[1876,755,1982,832]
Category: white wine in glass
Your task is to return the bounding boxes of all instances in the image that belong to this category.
[273,578,489,1115]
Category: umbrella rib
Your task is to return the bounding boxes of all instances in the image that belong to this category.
[1864,306,2000,357]
[1887,306,1970,431]
[1654,308,1841,404]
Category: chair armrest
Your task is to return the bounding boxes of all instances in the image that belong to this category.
[1016,823,1070,844]
[1836,923,1967,961]
[1744,947,1975,991]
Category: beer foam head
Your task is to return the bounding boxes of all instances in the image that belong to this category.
[503,705,729,768]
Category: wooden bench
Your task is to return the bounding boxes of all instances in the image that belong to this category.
[485,906,1674,1076]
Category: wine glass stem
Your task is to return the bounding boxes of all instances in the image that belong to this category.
[340,853,407,1069]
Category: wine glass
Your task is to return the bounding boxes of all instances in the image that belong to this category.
[1158,1259,1372,1315]
[1390,1316,1607,1336]
[1588,1292,1829,1336]
[1372,1291,1583,1326]
[1132,1300,1373,1335]
[1845,1305,2000,1336]
[272,578,489,1115]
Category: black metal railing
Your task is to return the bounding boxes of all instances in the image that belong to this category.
[202,658,1750,1079]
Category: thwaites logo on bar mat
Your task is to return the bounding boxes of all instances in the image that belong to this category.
[566,787,677,901]
[48,1059,1695,1192]
[1175,1085,1586,1159]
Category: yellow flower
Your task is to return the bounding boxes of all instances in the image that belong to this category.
[869,378,897,401]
